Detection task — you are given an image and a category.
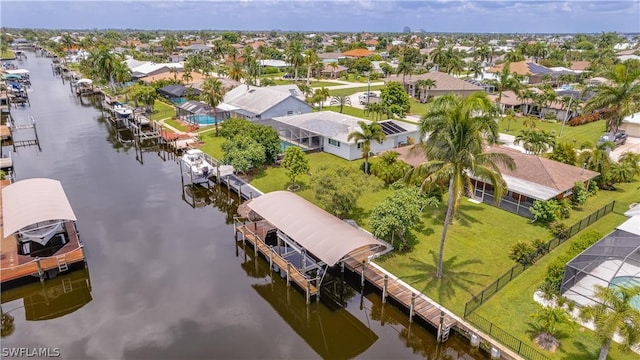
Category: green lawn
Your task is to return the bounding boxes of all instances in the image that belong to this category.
[1,50,15,60]
[150,101,175,121]
[310,81,343,88]
[498,117,606,147]
[328,85,386,97]
[323,106,390,120]
[408,99,429,116]
[198,132,225,159]
[164,119,190,132]
[474,212,637,360]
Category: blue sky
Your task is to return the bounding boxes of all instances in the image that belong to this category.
[2,1,639,33]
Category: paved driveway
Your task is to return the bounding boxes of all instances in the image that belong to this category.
[610,136,640,161]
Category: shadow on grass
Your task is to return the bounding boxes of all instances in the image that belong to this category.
[397,252,491,305]
[559,340,598,360]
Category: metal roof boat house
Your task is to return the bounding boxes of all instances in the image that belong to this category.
[1,178,86,288]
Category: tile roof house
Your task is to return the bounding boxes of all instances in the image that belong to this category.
[218,84,312,121]
[393,145,599,217]
[342,49,374,58]
[488,61,553,84]
[384,71,484,102]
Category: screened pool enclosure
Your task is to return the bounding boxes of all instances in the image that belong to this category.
[561,217,640,309]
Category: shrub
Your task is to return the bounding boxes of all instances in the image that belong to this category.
[532,238,549,256]
[587,179,599,196]
[571,181,588,207]
[531,200,559,224]
[262,66,280,74]
[509,241,537,266]
[550,221,569,239]
[558,199,571,219]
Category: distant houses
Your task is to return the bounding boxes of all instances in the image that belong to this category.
[384,72,485,102]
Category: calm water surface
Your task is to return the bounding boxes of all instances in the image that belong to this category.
[1,53,485,360]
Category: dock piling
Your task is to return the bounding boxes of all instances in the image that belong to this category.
[361,260,366,287]
[382,275,388,303]
[35,257,45,281]
[286,262,291,286]
[409,293,416,322]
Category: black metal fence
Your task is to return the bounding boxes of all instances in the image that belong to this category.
[464,200,616,317]
[467,312,551,360]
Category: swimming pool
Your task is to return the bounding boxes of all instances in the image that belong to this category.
[609,276,640,310]
[187,114,222,126]
[280,140,298,152]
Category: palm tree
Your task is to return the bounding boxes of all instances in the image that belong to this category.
[328,62,339,79]
[201,78,227,136]
[347,121,386,174]
[212,40,226,73]
[467,60,484,79]
[330,95,351,113]
[409,92,515,278]
[514,129,557,155]
[415,79,437,103]
[314,87,330,110]
[285,40,304,81]
[489,62,522,109]
[583,64,640,134]
[395,60,413,85]
[304,49,320,86]
[579,142,614,188]
[87,46,122,93]
[228,61,247,88]
[579,285,640,360]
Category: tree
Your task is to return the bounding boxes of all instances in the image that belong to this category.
[347,121,386,174]
[328,62,339,78]
[571,181,588,207]
[370,187,438,249]
[530,200,560,224]
[285,40,304,80]
[303,48,320,86]
[395,60,413,85]
[488,61,522,109]
[220,118,281,163]
[371,151,410,184]
[200,78,227,136]
[530,304,574,351]
[408,92,515,278]
[311,163,382,218]
[313,87,330,110]
[330,95,351,113]
[129,84,156,113]
[583,64,640,134]
[514,129,557,155]
[380,81,410,118]
[228,61,247,87]
[579,285,640,360]
[414,79,436,103]
[282,146,309,191]
[579,143,613,188]
[221,135,266,174]
[86,46,124,93]
[379,62,394,78]
[549,142,578,165]
[1,307,15,338]
[467,60,484,79]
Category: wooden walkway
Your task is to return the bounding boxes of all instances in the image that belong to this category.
[235,222,319,303]
[342,253,457,331]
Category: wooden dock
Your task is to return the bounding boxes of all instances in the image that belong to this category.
[235,222,320,304]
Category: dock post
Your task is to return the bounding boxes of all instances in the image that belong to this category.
[382,275,389,304]
[306,280,311,304]
[437,310,445,342]
[238,184,242,199]
[361,260,366,287]
[35,257,45,282]
[340,261,344,275]
[286,262,291,286]
[409,293,416,322]
[269,247,273,271]
[79,243,87,266]
[301,250,306,274]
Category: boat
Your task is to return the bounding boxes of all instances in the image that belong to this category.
[111,102,133,126]
[180,149,215,183]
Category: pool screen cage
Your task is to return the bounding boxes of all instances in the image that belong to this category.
[561,229,640,307]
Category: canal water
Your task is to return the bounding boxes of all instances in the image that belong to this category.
[0,53,485,360]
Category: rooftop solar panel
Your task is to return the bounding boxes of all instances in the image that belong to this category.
[379,121,407,135]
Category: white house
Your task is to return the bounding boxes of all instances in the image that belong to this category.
[269,111,419,160]
[621,112,640,138]
[219,84,312,121]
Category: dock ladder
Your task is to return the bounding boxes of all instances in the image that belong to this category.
[57,256,69,272]
[62,277,73,293]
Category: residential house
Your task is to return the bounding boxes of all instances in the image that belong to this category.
[488,61,553,84]
[264,111,419,160]
[393,145,599,218]
[320,63,348,78]
[158,84,201,104]
[621,112,640,138]
[318,52,346,63]
[384,71,484,102]
[218,84,312,121]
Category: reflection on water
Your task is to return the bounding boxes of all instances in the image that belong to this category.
[1,267,92,335]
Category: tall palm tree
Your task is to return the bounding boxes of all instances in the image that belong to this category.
[395,60,414,85]
[467,60,484,80]
[304,49,320,86]
[328,62,339,78]
[514,129,557,155]
[583,64,640,134]
[415,79,437,103]
[409,92,515,278]
[330,95,351,113]
[228,61,247,88]
[87,46,122,93]
[314,87,330,110]
[200,78,227,136]
[579,285,640,360]
[489,62,522,110]
[347,121,387,174]
[286,40,304,81]
[212,40,226,73]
